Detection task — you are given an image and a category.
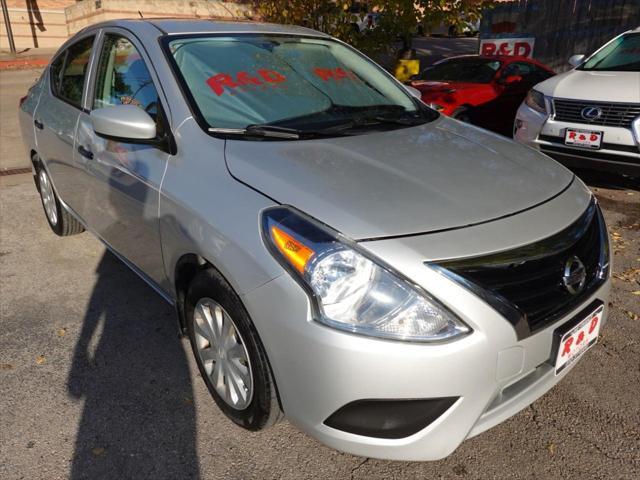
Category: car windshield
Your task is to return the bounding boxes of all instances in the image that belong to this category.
[580,32,640,72]
[419,58,502,83]
[164,34,436,135]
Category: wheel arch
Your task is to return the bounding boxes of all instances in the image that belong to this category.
[30,150,40,188]
[173,253,255,335]
[173,253,210,335]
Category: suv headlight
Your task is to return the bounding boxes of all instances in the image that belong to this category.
[524,89,547,114]
[262,207,470,342]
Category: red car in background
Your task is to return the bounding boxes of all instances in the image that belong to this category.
[409,55,555,136]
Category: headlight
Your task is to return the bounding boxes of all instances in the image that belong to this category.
[262,207,470,342]
[524,89,547,114]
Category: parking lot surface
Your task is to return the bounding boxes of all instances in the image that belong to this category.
[1,169,638,479]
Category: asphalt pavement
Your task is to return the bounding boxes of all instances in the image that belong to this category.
[1,171,638,480]
[0,69,42,172]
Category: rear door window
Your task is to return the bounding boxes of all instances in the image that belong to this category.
[49,52,66,97]
[53,36,95,108]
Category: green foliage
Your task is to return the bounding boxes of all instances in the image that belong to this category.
[420,1,495,35]
[255,1,415,56]
[256,1,495,56]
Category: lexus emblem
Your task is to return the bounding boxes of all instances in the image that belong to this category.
[581,106,603,121]
[563,256,587,295]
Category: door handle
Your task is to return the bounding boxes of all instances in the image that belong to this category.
[77,145,94,160]
[34,119,44,130]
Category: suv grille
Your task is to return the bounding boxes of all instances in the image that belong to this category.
[553,98,640,128]
[433,200,608,339]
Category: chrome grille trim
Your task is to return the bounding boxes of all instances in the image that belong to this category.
[553,98,640,128]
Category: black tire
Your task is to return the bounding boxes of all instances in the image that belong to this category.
[186,268,282,430]
[453,107,472,123]
[35,158,84,237]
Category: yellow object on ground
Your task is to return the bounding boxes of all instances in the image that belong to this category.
[394,59,420,82]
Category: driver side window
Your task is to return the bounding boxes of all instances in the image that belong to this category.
[93,34,159,122]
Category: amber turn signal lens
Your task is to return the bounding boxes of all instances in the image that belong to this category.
[270,225,315,273]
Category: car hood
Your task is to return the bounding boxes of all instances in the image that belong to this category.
[535,69,640,103]
[225,116,574,240]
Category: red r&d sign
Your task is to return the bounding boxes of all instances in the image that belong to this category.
[480,38,535,58]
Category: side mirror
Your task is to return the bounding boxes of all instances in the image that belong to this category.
[568,54,585,68]
[503,74,523,85]
[91,105,156,142]
[404,84,423,100]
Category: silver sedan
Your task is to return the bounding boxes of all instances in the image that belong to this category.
[19,19,611,461]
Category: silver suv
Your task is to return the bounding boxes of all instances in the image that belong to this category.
[19,20,611,461]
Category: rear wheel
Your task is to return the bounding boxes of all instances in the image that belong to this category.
[36,164,84,236]
[186,268,282,430]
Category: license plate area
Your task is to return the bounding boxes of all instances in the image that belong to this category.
[564,129,603,149]
[551,301,604,376]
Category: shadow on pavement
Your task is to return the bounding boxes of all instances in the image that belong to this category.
[67,251,200,479]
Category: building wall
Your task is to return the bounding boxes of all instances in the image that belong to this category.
[1,1,76,49]
[1,0,254,50]
[65,0,255,34]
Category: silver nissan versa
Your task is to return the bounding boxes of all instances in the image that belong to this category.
[19,20,611,461]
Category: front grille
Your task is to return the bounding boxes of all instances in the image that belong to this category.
[553,98,640,128]
[434,201,608,339]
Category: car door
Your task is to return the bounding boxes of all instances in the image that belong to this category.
[33,34,96,218]
[75,30,170,286]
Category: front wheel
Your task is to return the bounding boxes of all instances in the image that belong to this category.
[186,268,282,430]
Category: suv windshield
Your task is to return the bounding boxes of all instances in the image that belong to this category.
[418,58,502,83]
[164,34,436,136]
[580,32,640,72]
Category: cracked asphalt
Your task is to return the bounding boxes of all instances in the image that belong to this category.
[1,169,638,480]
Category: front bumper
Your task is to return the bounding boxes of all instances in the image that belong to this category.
[242,201,611,460]
[514,103,640,176]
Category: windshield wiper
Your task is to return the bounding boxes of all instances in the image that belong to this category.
[318,114,425,134]
[209,123,354,140]
[208,105,425,139]
[209,125,301,139]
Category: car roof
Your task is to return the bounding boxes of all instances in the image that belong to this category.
[83,18,329,37]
